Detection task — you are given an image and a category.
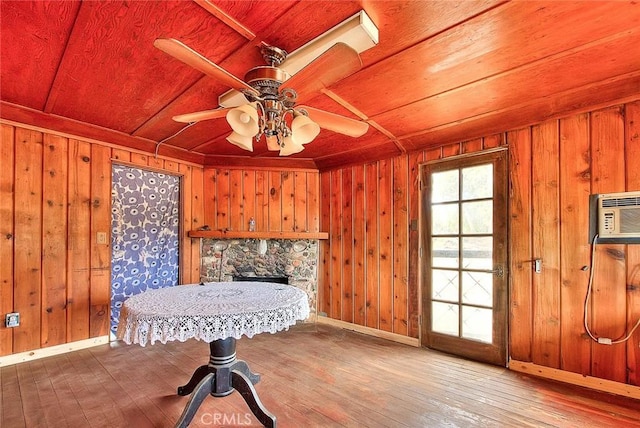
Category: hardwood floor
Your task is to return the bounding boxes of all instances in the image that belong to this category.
[1,324,639,427]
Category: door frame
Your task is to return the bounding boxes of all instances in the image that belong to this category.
[419,147,509,366]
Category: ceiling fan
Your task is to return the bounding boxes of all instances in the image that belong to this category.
[154,38,369,156]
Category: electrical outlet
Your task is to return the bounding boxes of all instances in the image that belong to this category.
[5,312,20,328]
[97,232,107,244]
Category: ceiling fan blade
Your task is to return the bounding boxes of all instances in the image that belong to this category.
[154,38,259,96]
[300,106,369,137]
[284,42,362,102]
[172,108,230,123]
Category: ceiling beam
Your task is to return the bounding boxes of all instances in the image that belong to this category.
[194,0,256,41]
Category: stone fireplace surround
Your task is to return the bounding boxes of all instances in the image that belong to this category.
[200,238,319,319]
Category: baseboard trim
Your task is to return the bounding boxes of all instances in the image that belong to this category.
[316,316,420,347]
[0,336,110,367]
[509,359,640,400]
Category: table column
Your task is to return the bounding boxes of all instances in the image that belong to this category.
[175,337,276,428]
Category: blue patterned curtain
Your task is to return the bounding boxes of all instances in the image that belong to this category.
[111,164,180,334]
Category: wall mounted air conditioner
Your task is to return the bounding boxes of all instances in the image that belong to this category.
[589,191,640,244]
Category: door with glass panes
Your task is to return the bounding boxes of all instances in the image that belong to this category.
[420,149,508,366]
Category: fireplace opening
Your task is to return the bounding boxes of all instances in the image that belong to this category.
[232,276,289,284]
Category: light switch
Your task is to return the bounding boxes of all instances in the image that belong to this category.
[97,232,107,244]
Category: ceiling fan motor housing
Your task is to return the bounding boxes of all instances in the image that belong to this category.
[244,59,299,141]
[244,66,291,98]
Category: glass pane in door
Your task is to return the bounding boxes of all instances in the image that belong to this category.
[462,200,492,234]
[432,237,459,268]
[432,204,459,234]
[462,306,492,342]
[432,170,459,202]
[431,269,459,301]
[432,301,459,336]
[462,164,493,200]
[462,236,492,269]
[462,272,493,306]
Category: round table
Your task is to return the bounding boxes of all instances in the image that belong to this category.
[116,282,310,428]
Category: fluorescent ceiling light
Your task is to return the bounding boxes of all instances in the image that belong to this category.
[279,10,378,76]
[219,10,379,108]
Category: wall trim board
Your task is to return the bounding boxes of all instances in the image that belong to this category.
[509,359,640,400]
[0,336,109,367]
[316,316,420,347]
[0,118,204,168]
[203,162,319,173]
[112,160,187,178]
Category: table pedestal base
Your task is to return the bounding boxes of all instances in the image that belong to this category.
[175,338,276,428]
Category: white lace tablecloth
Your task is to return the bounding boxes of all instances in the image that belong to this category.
[116,282,310,346]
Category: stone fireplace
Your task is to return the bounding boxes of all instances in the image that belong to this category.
[200,238,319,319]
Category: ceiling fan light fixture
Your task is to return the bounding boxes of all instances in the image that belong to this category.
[226,104,259,136]
[226,132,254,152]
[291,114,320,145]
[159,14,372,156]
[279,135,305,156]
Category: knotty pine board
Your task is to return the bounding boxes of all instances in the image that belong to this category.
[341,168,354,323]
[364,162,380,330]
[378,158,394,333]
[590,106,628,383]
[507,128,533,362]
[558,113,592,375]
[392,155,409,336]
[352,165,367,326]
[0,124,15,355]
[329,169,342,320]
[531,119,561,369]
[89,144,112,338]
[625,101,640,386]
[41,133,68,348]
[13,128,43,353]
[67,139,92,342]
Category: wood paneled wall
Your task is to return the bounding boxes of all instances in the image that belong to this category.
[0,123,204,356]
[509,101,640,386]
[318,135,503,339]
[319,100,640,387]
[203,167,320,233]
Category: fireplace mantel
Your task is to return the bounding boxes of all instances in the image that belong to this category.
[188,230,329,240]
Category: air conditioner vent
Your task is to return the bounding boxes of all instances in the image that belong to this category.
[601,197,640,208]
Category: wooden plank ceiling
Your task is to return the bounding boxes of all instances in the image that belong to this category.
[1,1,639,170]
